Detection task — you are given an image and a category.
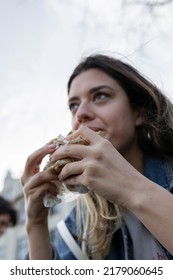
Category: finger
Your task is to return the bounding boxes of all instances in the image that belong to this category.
[24,169,59,191]
[26,181,59,200]
[50,126,104,163]
[66,126,103,144]
[58,160,84,181]
[27,143,57,171]
[63,174,85,189]
[21,143,57,184]
[64,183,89,193]
[50,143,88,163]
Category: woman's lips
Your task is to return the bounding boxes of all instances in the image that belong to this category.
[87,127,102,132]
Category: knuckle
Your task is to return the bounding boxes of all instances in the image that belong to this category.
[62,145,71,154]
[58,145,71,158]
[85,161,96,175]
[26,154,34,166]
[36,171,45,182]
[99,137,109,146]
[91,147,102,160]
[97,138,112,155]
[102,138,111,148]
[83,173,95,187]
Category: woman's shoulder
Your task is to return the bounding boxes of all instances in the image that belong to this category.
[144,155,173,191]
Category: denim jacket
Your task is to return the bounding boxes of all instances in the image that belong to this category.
[53,156,173,260]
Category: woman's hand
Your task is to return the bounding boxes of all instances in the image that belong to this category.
[50,126,141,208]
[21,141,59,226]
[21,141,62,259]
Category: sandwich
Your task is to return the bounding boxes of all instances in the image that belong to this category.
[44,133,89,174]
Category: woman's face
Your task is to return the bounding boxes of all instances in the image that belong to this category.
[68,69,142,158]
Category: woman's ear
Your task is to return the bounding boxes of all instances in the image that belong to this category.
[134,107,145,126]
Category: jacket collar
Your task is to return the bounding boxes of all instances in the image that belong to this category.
[144,156,173,191]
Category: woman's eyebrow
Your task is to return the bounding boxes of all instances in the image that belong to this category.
[89,85,113,93]
[68,96,79,104]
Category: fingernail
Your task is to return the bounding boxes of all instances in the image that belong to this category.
[47,143,56,149]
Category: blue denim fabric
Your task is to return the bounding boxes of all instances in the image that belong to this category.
[53,156,173,260]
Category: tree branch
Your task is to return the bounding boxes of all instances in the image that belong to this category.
[127,0,173,7]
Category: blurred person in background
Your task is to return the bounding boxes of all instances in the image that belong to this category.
[0,196,17,236]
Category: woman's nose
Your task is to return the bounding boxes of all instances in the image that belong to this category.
[75,102,95,124]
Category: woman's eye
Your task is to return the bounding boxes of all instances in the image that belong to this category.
[94,92,108,101]
[69,103,79,112]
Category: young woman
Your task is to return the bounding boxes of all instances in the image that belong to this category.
[21,54,173,259]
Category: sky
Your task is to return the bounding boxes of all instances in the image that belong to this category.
[0,0,173,191]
